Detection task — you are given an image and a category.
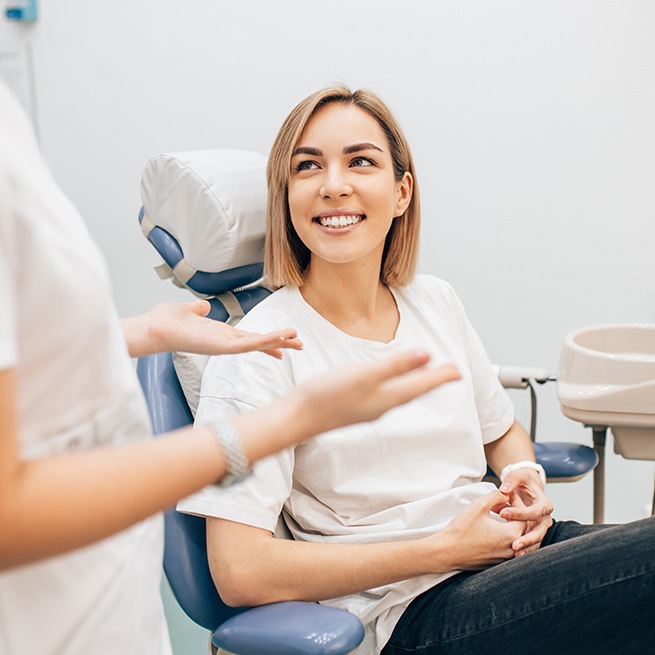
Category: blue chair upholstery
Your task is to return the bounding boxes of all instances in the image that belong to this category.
[137,349,365,655]
[533,441,597,482]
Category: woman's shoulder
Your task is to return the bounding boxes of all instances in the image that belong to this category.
[395,274,470,323]
[235,285,304,330]
[401,274,460,303]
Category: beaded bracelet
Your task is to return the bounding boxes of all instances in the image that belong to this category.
[213,421,252,487]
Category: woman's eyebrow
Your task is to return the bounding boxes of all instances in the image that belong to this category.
[292,146,322,157]
[343,142,384,155]
[291,143,384,158]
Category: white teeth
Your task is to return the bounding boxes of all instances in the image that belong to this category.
[318,215,361,228]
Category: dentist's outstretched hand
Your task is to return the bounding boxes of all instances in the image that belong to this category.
[232,351,461,463]
[300,351,461,433]
[122,299,303,359]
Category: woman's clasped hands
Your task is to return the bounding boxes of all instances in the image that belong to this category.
[498,467,554,556]
[436,468,554,573]
[436,490,527,572]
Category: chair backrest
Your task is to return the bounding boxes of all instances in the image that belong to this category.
[139,149,268,297]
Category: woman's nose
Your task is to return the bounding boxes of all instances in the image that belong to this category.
[320,167,352,199]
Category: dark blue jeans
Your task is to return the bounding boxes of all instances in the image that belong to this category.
[382,516,655,655]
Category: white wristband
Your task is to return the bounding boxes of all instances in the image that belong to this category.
[500,461,546,487]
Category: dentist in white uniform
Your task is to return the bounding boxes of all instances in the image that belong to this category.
[0,79,457,655]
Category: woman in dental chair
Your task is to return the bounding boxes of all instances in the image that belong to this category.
[0,79,458,655]
[183,87,655,655]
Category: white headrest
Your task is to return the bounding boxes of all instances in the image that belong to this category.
[140,149,267,274]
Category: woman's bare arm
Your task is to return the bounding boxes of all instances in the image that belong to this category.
[207,488,525,607]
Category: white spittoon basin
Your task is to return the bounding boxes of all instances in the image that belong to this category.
[558,324,655,460]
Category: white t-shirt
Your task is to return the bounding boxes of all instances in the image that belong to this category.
[0,81,171,655]
[179,277,514,654]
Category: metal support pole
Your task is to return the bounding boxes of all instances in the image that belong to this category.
[527,380,537,442]
[592,426,607,524]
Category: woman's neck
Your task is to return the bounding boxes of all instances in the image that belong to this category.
[299,260,400,343]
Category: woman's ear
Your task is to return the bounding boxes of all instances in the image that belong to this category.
[394,172,413,217]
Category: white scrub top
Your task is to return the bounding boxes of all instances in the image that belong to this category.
[0,81,171,655]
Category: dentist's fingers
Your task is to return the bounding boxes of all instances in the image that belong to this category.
[370,356,461,411]
[296,352,461,433]
[138,300,304,357]
[237,352,462,457]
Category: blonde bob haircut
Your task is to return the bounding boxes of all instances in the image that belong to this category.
[265,86,420,289]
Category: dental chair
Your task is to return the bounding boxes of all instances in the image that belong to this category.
[136,149,599,653]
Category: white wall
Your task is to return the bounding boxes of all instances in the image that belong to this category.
[2,0,654,524]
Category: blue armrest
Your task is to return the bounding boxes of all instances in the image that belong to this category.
[533,442,598,482]
[214,601,365,655]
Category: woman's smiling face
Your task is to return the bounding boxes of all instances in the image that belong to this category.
[288,102,412,272]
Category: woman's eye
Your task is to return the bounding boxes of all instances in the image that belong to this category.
[351,157,374,168]
[295,160,318,172]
